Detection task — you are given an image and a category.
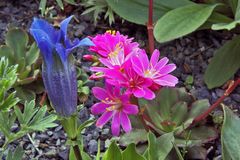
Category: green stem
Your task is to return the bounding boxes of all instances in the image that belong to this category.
[60,115,82,160]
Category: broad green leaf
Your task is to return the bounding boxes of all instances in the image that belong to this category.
[147,132,174,160]
[105,0,193,25]
[56,0,64,9]
[211,19,240,30]
[39,0,47,15]
[222,105,240,160]
[122,143,145,160]
[119,129,148,146]
[25,43,39,66]
[0,46,14,64]
[171,102,188,125]
[6,28,28,61]
[204,35,240,89]
[188,99,210,120]
[154,4,219,43]
[102,141,122,160]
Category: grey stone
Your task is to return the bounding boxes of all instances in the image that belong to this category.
[88,139,98,154]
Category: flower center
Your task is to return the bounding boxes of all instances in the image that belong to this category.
[102,98,122,111]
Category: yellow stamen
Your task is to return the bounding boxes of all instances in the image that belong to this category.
[106,30,116,35]
[106,105,116,111]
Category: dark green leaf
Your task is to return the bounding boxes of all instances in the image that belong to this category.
[106,0,193,25]
[147,132,174,160]
[119,129,148,146]
[188,99,210,120]
[222,105,240,160]
[56,0,64,9]
[102,141,122,160]
[204,35,240,88]
[154,4,219,42]
[6,28,28,62]
[122,143,145,160]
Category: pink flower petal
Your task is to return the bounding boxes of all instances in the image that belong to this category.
[155,75,178,87]
[143,88,155,100]
[123,104,139,115]
[111,112,121,136]
[150,49,160,66]
[159,64,176,75]
[121,112,132,133]
[139,50,149,70]
[91,102,109,114]
[133,88,145,98]
[92,87,109,100]
[155,57,169,70]
[131,56,144,75]
[96,111,113,127]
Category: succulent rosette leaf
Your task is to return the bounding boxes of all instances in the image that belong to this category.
[30,16,94,116]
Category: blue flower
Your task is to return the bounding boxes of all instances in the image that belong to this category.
[30,16,94,116]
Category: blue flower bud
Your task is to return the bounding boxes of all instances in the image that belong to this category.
[30,16,94,116]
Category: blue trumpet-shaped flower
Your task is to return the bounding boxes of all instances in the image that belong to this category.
[30,16,94,116]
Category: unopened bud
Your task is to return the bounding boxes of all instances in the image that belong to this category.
[83,55,97,62]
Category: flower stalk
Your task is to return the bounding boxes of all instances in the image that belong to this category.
[147,0,154,54]
[192,78,240,125]
[60,115,82,160]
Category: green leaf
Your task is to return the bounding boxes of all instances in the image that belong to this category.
[226,0,238,14]
[39,0,47,15]
[122,143,145,160]
[235,0,240,19]
[0,92,19,111]
[64,0,76,5]
[0,46,14,64]
[211,19,240,30]
[69,146,92,160]
[6,146,24,160]
[171,102,188,125]
[119,129,148,146]
[56,0,64,9]
[147,132,174,160]
[222,105,240,160]
[15,100,57,131]
[15,87,36,103]
[154,4,219,43]
[188,99,210,120]
[106,0,193,25]
[204,35,240,89]
[77,119,95,133]
[6,28,28,63]
[102,141,122,160]
[25,43,39,66]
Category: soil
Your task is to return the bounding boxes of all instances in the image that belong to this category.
[0,0,239,159]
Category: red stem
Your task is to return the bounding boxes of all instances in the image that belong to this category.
[147,0,154,54]
[192,78,240,124]
[40,92,47,106]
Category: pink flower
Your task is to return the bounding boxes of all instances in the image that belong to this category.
[89,31,139,57]
[131,49,178,87]
[105,62,155,100]
[91,83,138,136]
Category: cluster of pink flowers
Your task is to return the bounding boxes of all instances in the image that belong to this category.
[88,31,178,136]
